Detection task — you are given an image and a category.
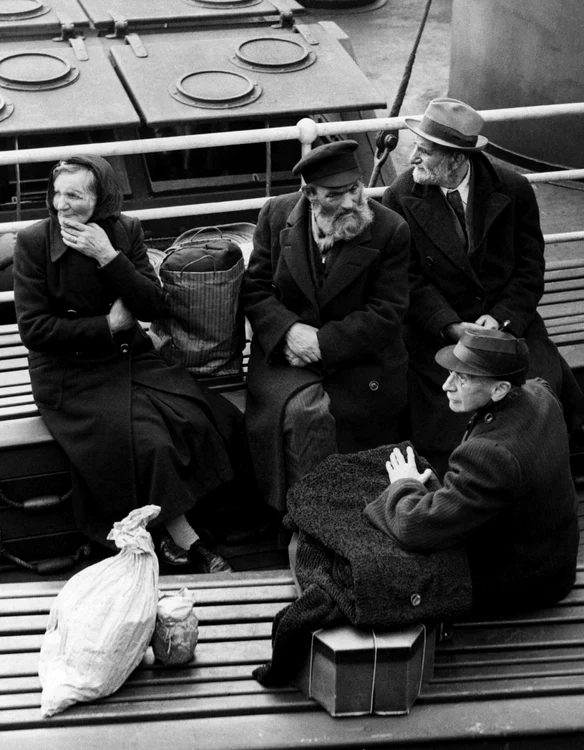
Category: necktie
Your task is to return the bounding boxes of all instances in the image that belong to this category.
[447,189,467,241]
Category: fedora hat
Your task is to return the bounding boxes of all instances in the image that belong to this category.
[292,140,361,188]
[405,98,488,151]
[435,329,529,381]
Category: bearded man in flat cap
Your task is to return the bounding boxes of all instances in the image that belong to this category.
[365,329,579,614]
[242,140,410,511]
[383,98,584,478]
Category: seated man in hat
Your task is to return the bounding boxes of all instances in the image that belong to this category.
[242,140,410,511]
[382,98,584,478]
[364,328,580,614]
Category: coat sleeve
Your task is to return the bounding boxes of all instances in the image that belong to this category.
[382,186,461,338]
[14,218,166,352]
[363,437,520,551]
[317,215,410,369]
[97,215,167,322]
[241,199,302,359]
[485,176,545,336]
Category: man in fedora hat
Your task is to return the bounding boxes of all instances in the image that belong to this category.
[242,140,410,512]
[382,98,584,477]
[364,328,579,614]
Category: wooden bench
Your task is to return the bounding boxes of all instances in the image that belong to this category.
[2,558,584,749]
[539,258,584,379]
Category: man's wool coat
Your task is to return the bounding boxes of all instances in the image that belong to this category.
[365,379,580,614]
[242,192,410,510]
[382,153,582,451]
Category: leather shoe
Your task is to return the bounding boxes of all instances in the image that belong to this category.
[188,540,233,574]
[159,531,190,566]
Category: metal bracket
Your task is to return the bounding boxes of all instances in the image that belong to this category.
[293,23,319,47]
[53,12,88,61]
[106,11,129,39]
[126,33,148,58]
[106,12,147,57]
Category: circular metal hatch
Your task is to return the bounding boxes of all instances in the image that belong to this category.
[0,94,15,123]
[0,0,51,21]
[183,0,262,8]
[170,69,261,109]
[231,36,316,74]
[0,52,79,91]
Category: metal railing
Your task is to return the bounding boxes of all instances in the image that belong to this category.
[1,102,583,242]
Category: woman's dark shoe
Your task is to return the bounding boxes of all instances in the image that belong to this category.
[159,531,190,566]
[189,540,233,574]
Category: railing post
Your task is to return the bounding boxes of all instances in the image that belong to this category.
[297,117,318,157]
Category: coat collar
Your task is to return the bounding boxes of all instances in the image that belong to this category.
[280,195,379,310]
[50,221,69,262]
[405,153,511,270]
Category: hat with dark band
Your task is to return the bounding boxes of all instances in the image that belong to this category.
[435,328,529,380]
[405,98,488,152]
[293,140,361,188]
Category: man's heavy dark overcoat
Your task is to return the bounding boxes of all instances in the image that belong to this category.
[382,153,582,451]
[365,379,580,614]
[241,192,410,510]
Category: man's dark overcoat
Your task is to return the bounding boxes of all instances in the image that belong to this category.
[242,192,410,510]
[364,379,580,614]
[14,216,233,546]
[382,153,582,452]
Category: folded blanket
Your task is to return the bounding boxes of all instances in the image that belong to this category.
[254,443,472,686]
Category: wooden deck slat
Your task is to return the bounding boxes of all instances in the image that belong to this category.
[0,678,296,712]
[0,602,285,635]
[421,672,584,703]
[0,638,274,678]
[544,278,584,292]
[549,331,584,345]
[0,346,27,360]
[0,663,266,697]
[0,621,274,654]
[539,289,584,306]
[0,691,316,730]
[0,570,295,599]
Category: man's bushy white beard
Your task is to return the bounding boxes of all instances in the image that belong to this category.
[312,193,374,250]
[412,157,456,186]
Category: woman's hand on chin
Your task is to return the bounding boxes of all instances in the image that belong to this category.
[60,218,118,266]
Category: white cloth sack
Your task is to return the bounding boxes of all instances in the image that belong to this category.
[38,505,161,717]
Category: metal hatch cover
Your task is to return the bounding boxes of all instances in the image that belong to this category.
[77,0,304,30]
[110,26,386,127]
[231,36,316,73]
[0,0,89,38]
[0,51,79,91]
[170,69,262,109]
[0,40,140,136]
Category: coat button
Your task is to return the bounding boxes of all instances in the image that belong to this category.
[369,380,379,391]
[410,593,422,607]
[120,343,130,356]
[75,351,83,357]
[425,256,433,267]
[484,413,494,424]
[475,294,484,301]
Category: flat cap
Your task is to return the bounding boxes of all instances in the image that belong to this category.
[435,328,529,380]
[292,140,361,188]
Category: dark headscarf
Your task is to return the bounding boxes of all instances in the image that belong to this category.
[46,154,123,226]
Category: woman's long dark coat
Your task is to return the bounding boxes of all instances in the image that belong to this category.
[14,215,233,546]
[241,192,410,510]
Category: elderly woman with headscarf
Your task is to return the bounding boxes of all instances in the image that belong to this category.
[13,154,234,573]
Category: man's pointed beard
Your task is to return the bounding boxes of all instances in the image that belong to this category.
[313,196,374,248]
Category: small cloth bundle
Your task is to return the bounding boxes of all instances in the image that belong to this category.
[152,588,199,665]
[38,505,161,717]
